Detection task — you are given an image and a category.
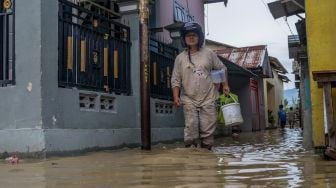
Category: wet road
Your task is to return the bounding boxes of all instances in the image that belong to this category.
[1,128,336,188]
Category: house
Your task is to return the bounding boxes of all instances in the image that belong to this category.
[267,0,336,157]
[266,0,331,151]
[206,40,257,133]
[264,56,289,128]
[207,39,290,132]
[207,40,277,132]
[306,1,336,157]
[0,0,229,156]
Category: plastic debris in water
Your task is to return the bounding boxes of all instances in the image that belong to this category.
[232,133,240,138]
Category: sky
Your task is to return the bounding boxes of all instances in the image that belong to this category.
[204,0,302,90]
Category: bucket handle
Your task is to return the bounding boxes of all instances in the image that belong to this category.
[228,93,238,103]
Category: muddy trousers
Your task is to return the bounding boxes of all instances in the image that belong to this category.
[183,103,217,146]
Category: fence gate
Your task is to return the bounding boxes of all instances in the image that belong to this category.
[58,0,131,94]
[150,38,178,100]
[0,0,15,87]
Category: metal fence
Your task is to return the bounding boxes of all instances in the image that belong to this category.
[0,0,15,87]
[58,0,131,94]
[150,38,178,100]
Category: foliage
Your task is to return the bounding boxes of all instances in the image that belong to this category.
[268,110,275,124]
[283,99,289,109]
[291,96,298,108]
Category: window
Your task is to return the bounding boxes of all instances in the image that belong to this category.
[173,0,194,23]
[0,0,15,87]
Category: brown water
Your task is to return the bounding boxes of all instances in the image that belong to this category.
[1,128,336,188]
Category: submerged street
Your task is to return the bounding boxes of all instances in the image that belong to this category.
[1,128,336,188]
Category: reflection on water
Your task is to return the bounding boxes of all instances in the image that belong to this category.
[214,129,306,187]
[1,128,336,188]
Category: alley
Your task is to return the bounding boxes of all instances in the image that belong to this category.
[1,128,336,188]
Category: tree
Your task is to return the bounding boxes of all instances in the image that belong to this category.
[291,96,298,108]
[283,99,289,109]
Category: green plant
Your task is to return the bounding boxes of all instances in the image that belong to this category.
[268,110,275,125]
[283,99,289,109]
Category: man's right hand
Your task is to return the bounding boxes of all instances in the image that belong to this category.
[174,97,182,107]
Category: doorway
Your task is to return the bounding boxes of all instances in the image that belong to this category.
[250,79,261,131]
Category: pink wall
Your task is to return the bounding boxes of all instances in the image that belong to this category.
[156,0,205,43]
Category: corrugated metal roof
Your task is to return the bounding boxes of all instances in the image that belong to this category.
[214,45,267,69]
[278,74,290,83]
[269,56,288,74]
[218,56,257,78]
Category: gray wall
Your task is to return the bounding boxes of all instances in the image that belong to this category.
[0,0,45,153]
[40,2,143,152]
[229,75,266,132]
[151,99,184,142]
[229,75,253,132]
[40,3,185,152]
[0,0,186,154]
[41,0,58,130]
[258,78,266,130]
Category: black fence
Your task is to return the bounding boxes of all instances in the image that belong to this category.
[0,0,15,87]
[150,38,179,100]
[58,0,131,94]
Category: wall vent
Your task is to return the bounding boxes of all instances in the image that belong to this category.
[100,96,116,112]
[155,102,173,114]
[79,93,97,110]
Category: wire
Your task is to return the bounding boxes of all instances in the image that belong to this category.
[260,0,292,36]
[206,4,209,36]
[259,0,269,9]
[186,0,189,13]
[284,17,295,35]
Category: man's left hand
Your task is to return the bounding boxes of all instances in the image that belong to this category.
[223,83,230,95]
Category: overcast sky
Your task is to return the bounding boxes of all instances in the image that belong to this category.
[205,0,301,90]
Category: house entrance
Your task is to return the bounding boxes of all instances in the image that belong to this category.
[250,79,261,131]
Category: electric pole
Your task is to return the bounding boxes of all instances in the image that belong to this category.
[139,0,151,150]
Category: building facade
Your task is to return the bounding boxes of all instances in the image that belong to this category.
[306,0,336,148]
[0,0,230,156]
[264,57,289,129]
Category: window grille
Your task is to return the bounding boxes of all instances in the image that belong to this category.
[58,0,131,94]
[0,0,15,87]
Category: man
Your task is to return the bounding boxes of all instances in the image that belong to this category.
[171,22,230,150]
[288,107,295,129]
[278,105,286,129]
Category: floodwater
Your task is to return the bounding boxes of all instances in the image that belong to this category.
[1,128,336,188]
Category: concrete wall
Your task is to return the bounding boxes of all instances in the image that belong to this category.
[258,78,266,130]
[306,0,336,147]
[301,61,312,148]
[264,69,285,128]
[0,0,203,154]
[39,1,185,153]
[151,99,184,142]
[229,75,252,132]
[40,1,144,152]
[0,0,45,153]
